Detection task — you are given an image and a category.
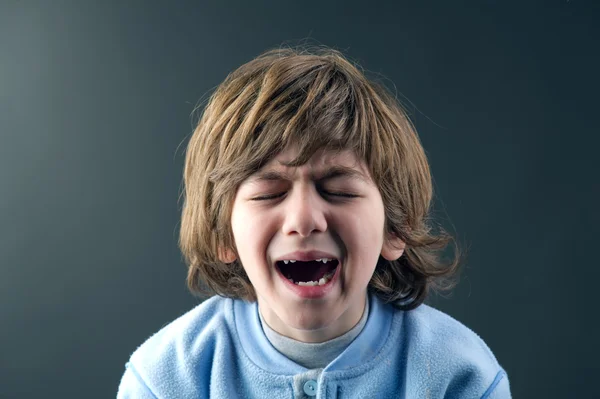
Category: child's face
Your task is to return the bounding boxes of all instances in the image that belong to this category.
[228,146,404,343]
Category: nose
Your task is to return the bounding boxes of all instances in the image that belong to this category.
[281,185,327,237]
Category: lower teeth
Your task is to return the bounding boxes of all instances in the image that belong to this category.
[289,271,335,286]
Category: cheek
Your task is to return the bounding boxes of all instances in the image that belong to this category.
[230,204,253,256]
[337,207,386,278]
[342,205,385,242]
[231,204,276,258]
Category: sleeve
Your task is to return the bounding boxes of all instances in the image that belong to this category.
[481,369,511,399]
[116,362,158,399]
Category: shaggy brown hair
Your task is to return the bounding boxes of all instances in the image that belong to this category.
[179,46,462,310]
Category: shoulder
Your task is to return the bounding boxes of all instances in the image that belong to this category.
[122,296,236,397]
[403,304,499,364]
[130,295,232,362]
[399,304,511,397]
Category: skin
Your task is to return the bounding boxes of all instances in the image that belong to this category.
[223,146,405,343]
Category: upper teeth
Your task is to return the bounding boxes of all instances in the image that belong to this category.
[282,258,331,264]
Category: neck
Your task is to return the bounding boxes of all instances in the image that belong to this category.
[257,294,367,343]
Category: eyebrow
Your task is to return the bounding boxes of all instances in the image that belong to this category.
[250,165,369,184]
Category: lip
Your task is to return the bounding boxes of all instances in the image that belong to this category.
[274,256,342,299]
[274,250,339,262]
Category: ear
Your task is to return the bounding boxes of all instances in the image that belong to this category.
[218,246,237,264]
[381,234,406,261]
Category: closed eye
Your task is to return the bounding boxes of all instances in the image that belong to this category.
[251,191,359,201]
[321,190,359,198]
[251,192,286,201]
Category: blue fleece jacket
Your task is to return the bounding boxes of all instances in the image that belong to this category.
[117,292,511,398]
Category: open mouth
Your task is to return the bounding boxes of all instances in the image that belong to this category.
[276,259,339,286]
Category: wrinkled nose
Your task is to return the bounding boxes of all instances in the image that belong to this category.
[281,186,327,237]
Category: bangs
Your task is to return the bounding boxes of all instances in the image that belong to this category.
[209,56,383,186]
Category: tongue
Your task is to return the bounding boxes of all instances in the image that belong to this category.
[281,260,337,282]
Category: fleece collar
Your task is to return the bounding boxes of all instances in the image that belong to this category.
[233,291,394,375]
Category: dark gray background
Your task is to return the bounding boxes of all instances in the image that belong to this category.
[1,1,598,398]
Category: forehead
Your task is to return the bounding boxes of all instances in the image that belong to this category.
[258,147,371,180]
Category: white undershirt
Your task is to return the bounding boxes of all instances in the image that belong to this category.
[258,296,370,369]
